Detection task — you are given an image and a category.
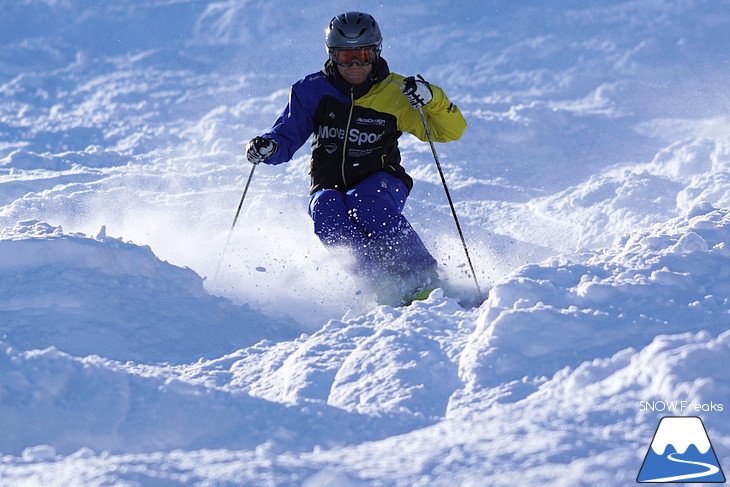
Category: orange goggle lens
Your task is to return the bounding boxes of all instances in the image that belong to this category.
[333,48,375,66]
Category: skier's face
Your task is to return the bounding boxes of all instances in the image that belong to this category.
[337,63,373,85]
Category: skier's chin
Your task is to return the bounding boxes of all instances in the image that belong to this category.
[338,65,372,85]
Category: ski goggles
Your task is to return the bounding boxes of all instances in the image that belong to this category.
[331,47,377,67]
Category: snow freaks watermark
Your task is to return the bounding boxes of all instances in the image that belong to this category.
[639,400,724,413]
[636,416,726,483]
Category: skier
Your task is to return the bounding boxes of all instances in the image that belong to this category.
[245,11,466,304]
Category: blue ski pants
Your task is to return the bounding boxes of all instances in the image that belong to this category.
[308,172,436,279]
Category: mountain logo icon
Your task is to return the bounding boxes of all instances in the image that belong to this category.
[637,416,726,483]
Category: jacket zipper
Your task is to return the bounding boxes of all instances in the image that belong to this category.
[341,87,355,188]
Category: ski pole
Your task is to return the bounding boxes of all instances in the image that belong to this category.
[418,107,484,299]
[213,163,257,282]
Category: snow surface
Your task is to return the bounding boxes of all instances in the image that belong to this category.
[1,0,730,485]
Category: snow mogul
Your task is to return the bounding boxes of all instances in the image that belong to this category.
[245,11,466,304]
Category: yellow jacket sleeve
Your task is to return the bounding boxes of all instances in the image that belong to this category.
[357,73,467,143]
[405,82,467,142]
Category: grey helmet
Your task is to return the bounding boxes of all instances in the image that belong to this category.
[325,11,382,60]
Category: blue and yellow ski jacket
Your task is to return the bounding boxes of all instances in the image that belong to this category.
[262,58,467,194]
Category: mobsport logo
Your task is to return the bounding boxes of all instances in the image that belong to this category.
[317,125,384,146]
[318,125,346,140]
[348,128,384,146]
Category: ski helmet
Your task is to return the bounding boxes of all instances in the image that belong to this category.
[325,12,382,61]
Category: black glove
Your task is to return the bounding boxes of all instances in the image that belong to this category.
[401,74,433,109]
[246,137,278,164]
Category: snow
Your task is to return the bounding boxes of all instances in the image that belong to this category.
[1,0,729,485]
